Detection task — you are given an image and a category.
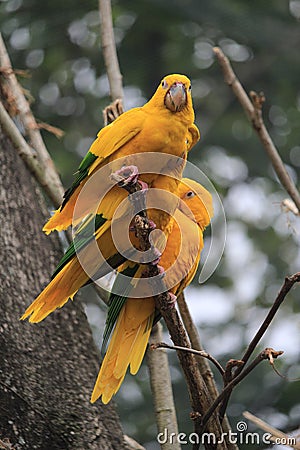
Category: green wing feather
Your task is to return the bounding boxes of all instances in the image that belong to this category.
[51,213,106,279]
[101,264,139,354]
[61,151,97,210]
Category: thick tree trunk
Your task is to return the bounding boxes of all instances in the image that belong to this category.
[0,128,128,450]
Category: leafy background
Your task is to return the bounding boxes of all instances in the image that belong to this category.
[1,0,300,448]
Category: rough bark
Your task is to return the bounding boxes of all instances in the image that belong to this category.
[0,128,128,449]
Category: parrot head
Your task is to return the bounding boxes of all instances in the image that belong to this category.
[148,74,193,114]
[178,178,214,230]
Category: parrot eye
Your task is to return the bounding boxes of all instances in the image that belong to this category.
[161,79,168,89]
[188,84,192,92]
[185,190,195,198]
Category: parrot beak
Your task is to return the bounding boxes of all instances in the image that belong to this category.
[165,82,187,112]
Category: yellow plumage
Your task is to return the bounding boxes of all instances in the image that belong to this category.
[43,74,199,234]
[91,178,214,403]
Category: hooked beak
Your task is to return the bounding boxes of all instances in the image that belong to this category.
[165,82,187,112]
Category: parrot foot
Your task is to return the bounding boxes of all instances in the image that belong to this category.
[129,218,156,232]
[137,180,149,191]
[148,247,162,265]
[141,263,165,279]
[167,292,177,305]
[110,165,139,187]
[156,265,166,278]
[147,219,156,230]
[140,247,161,265]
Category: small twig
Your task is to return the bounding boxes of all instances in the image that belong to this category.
[241,272,300,365]
[98,0,123,102]
[153,293,226,450]
[147,323,180,450]
[177,293,238,450]
[177,293,220,397]
[213,46,300,214]
[219,272,300,419]
[0,33,64,208]
[243,411,300,449]
[152,342,225,377]
[201,348,283,431]
[124,435,147,450]
[281,199,299,216]
[0,100,63,206]
[36,120,64,138]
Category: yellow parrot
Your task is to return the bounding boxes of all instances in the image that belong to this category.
[43,74,199,234]
[20,148,191,323]
[90,178,214,404]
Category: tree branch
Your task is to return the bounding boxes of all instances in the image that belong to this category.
[152,342,225,377]
[99,0,124,125]
[147,323,181,450]
[177,293,239,450]
[113,174,226,450]
[213,46,300,214]
[0,99,64,209]
[241,272,300,365]
[0,33,64,208]
[243,411,300,450]
[201,348,283,431]
[219,272,300,419]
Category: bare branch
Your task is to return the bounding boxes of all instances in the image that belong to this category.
[219,272,300,419]
[281,199,299,216]
[0,100,63,207]
[99,0,124,102]
[0,33,64,207]
[201,348,284,431]
[152,341,225,377]
[113,173,226,450]
[213,46,300,214]
[147,323,180,450]
[177,293,238,450]
[241,272,300,365]
[243,411,300,449]
[177,293,221,398]
[124,435,147,450]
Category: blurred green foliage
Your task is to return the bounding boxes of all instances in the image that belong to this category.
[1,0,300,448]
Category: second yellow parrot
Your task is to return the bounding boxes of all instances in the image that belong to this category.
[91,178,214,404]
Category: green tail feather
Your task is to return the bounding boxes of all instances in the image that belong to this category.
[101,264,140,354]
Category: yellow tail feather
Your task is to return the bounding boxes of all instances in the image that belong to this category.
[20,257,87,322]
[91,298,155,404]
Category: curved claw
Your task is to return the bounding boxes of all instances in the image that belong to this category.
[168,292,177,305]
[156,265,166,278]
[139,247,161,265]
[138,180,149,191]
[111,165,139,186]
[148,219,156,230]
[149,247,162,265]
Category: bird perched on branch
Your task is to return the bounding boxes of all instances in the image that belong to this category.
[20,142,193,323]
[21,75,200,322]
[90,178,214,404]
[43,74,199,234]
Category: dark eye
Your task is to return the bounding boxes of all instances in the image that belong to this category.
[188,84,192,92]
[161,79,168,89]
[185,190,195,198]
